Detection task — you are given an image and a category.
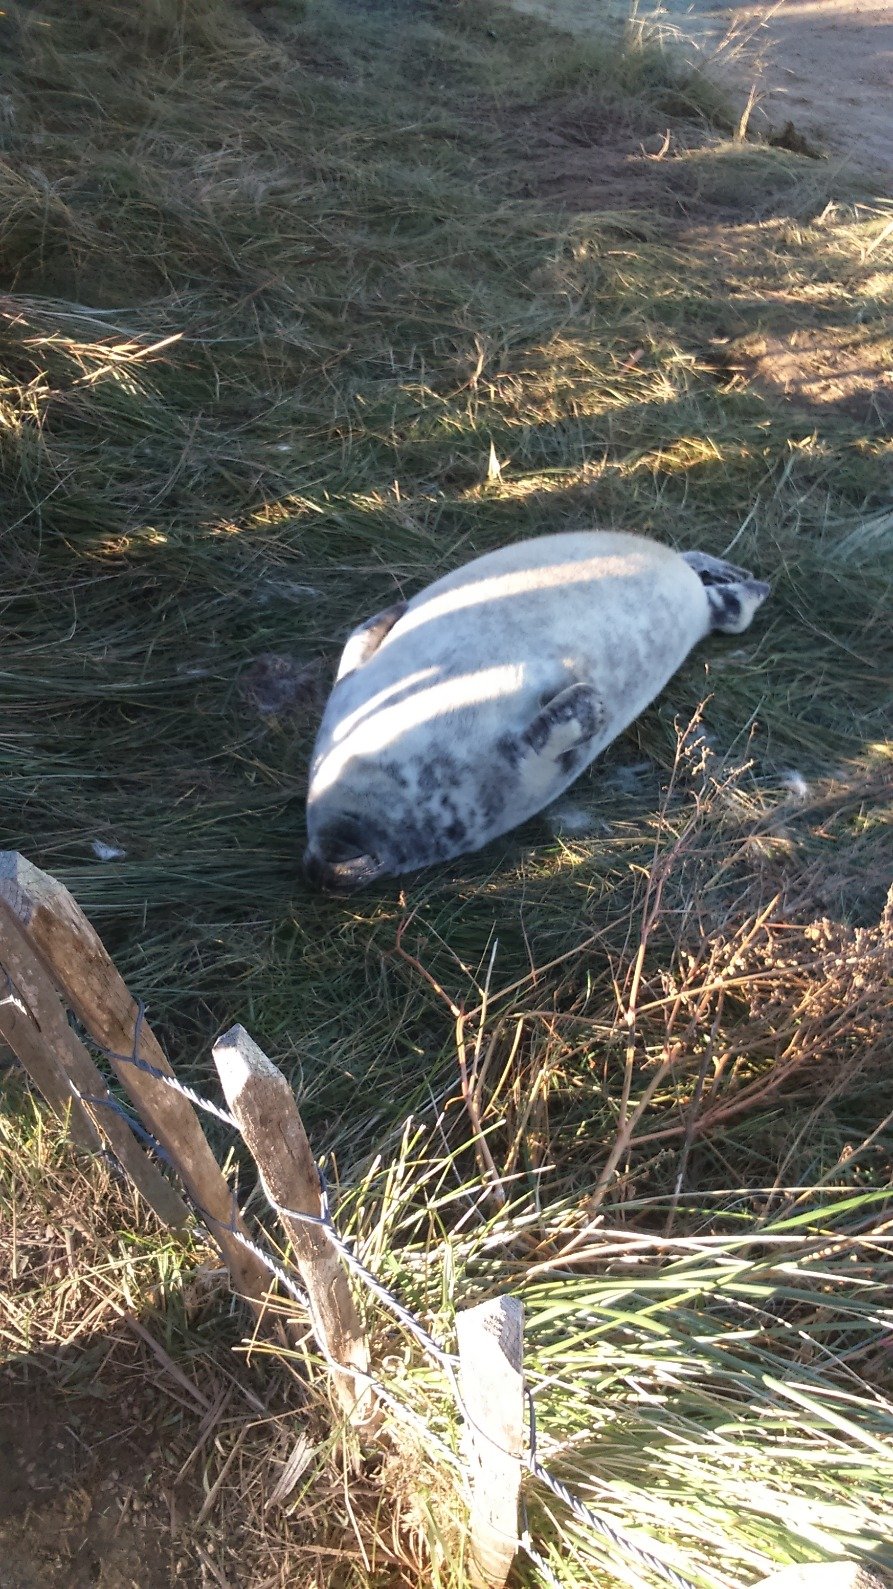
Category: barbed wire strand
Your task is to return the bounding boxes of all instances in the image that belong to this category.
[526,1392,698,1589]
[75,1088,180,1162]
[95,1002,240,1129]
[215,1203,463,1466]
[275,1185,703,1589]
[299,1175,459,1370]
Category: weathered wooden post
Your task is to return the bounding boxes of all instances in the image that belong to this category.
[0,852,271,1313]
[0,931,101,1153]
[456,1295,525,1589]
[212,1023,377,1428]
[0,909,187,1226]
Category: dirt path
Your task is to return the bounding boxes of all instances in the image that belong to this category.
[508,0,893,190]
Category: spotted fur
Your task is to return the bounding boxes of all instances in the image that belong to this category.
[304,531,770,890]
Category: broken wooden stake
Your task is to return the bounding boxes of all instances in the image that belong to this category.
[0,909,187,1226]
[212,1023,376,1428]
[0,928,100,1153]
[456,1295,525,1589]
[0,852,271,1314]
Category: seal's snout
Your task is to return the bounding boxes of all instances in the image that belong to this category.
[304,817,386,893]
[304,850,385,894]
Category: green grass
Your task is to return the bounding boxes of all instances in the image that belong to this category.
[1,0,892,1584]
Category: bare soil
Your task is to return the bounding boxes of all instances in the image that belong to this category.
[713,0,893,187]
[504,0,893,420]
[730,326,893,420]
[0,1347,194,1589]
[506,0,893,191]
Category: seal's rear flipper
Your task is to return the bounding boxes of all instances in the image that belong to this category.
[682,550,771,634]
[703,578,770,633]
[682,550,755,585]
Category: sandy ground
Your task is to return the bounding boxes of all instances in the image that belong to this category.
[508,0,893,189]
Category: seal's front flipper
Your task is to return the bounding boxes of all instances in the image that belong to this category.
[335,601,408,682]
[523,683,606,758]
[510,682,607,806]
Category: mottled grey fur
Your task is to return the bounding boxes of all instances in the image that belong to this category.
[304,531,770,890]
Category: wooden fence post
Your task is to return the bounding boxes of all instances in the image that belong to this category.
[0,945,100,1153]
[212,1023,376,1428]
[0,852,271,1315]
[456,1295,525,1589]
[0,910,188,1226]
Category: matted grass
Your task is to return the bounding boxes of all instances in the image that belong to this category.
[1,0,892,1584]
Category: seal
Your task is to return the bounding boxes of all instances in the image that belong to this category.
[304,531,770,891]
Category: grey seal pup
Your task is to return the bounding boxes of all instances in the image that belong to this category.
[304,530,770,891]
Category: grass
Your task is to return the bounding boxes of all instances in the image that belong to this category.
[0,0,892,1584]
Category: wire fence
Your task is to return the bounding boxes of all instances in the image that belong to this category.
[56,995,705,1589]
[6,860,888,1589]
[2,909,709,1589]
